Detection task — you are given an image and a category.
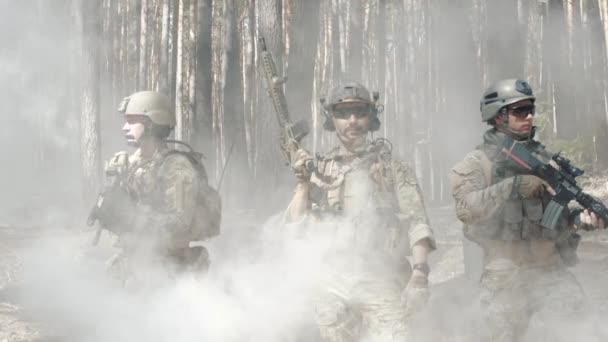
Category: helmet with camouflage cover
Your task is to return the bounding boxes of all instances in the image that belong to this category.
[320,82,382,131]
[118,91,175,128]
[480,79,535,122]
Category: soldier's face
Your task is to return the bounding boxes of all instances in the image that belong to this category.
[506,99,535,134]
[122,115,147,146]
[332,102,371,146]
[496,99,535,134]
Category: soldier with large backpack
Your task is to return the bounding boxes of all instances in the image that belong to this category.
[88,90,221,286]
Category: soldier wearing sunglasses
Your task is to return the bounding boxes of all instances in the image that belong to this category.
[450,79,604,341]
[286,82,435,341]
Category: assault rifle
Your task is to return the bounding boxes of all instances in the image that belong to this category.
[258,36,313,172]
[501,136,608,229]
[87,155,132,245]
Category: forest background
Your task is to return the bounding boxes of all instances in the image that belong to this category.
[3,0,608,226]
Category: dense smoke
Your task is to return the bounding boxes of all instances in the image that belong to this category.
[16,215,325,341]
[3,0,608,341]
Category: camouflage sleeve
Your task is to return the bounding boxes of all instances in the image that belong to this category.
[392,160,436,250]
[148,154,200,235]
[450,150,515,224]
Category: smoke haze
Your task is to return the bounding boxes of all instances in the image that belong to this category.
[3,0,608,341]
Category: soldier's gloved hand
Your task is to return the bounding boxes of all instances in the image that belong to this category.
[402,274,430,317]
[291,148,314,182]
[575,209,606,231]
[513,175,555,198]
[106,151,129,175]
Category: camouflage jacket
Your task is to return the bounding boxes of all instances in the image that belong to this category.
[302,140,435,258]
[106,146,202,252]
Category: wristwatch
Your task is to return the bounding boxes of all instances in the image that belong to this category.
[412,262,430,276]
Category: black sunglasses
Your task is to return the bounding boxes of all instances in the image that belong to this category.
[509,104,535,118]
[332,105,372,119]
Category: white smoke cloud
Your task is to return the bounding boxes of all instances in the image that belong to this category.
[13,214,329,342]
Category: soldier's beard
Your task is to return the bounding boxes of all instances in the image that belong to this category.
[336,129,368,152]
[125,134,140,147]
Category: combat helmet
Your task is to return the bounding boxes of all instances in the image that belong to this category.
[320,82,382,131]
[118,91,175,128]
[480,79,535,122]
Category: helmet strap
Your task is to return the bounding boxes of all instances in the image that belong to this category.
[500,107,509,124]
[496,123,534,142]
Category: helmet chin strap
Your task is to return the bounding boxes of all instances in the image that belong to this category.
[496,123,535,141]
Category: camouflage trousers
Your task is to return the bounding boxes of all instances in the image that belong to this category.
[479,258,584,342]
[315,269,409,342]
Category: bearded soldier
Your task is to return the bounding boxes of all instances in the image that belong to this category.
[286,82,435,341]
[89,91,220,286]
[450,79,604,341]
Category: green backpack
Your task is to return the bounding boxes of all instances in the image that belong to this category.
[160,140,221,241]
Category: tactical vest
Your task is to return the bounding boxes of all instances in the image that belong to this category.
[310,140,405,257]
[474,137,567,242]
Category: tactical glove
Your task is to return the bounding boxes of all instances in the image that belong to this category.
[291,148,314,182]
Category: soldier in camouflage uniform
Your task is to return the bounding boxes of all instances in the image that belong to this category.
[98,91,220,287]
[450,79,604,341]
[287,82,436,341]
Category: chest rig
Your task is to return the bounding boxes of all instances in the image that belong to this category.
[479,135,564,241]
[311,140,402,252]
[311,139,396,215]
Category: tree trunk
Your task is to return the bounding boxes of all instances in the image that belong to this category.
[240,0,257,172]
[159,0,171,93]
[195,0,214,166]
[285,0,320,125]
[81,0,102,200]
[253,0,285,208]
[175,0,195,142]
[211,0,226,182]
[126,0,141,92]
[139,0,148,88]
